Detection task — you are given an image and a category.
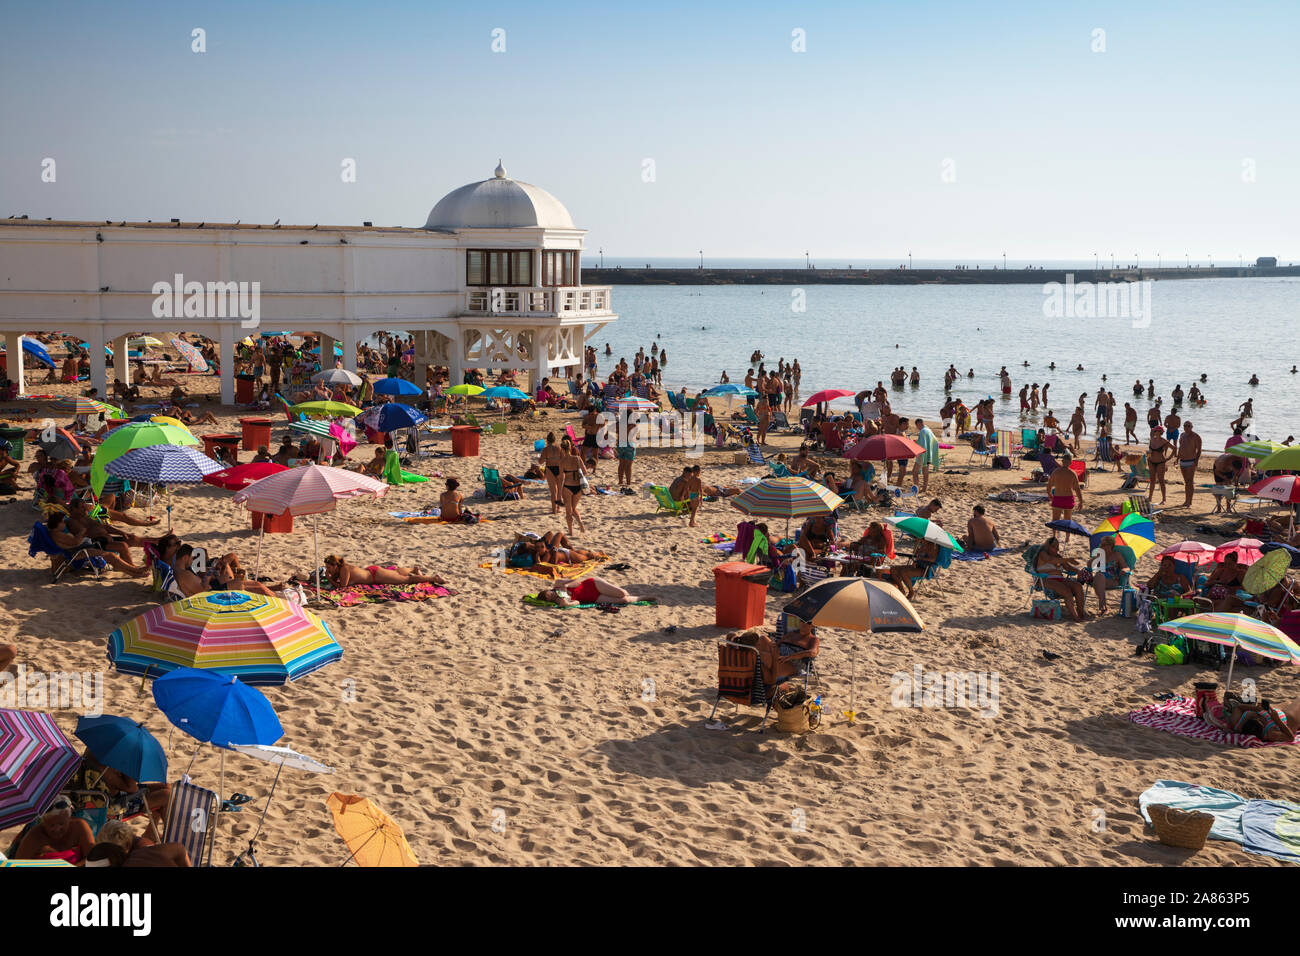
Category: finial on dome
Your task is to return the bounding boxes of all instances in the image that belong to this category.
[494,160,507,179]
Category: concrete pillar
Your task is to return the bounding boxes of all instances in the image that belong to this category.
[219,322,235,406]
[112,335,130,386]
[341,326,359,374]
[4,332,26,395]
[320,334,337,369]
[449,328,464,386]
[533,328,553,394]
[86,326,107,399]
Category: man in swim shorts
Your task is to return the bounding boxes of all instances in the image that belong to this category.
[1045,451,1083,521]
[1177,422,1202,509]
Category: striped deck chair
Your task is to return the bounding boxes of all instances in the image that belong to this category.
[603,382,620,404]
[163,779,217,867]
[1126,494,1160,519]
[635,384,649,399]
[273,393,295,421]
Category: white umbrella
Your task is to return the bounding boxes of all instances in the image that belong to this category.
[312,368,363,388]
[229,743,335,865]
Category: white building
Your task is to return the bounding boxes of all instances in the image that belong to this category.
[0,161,615,402]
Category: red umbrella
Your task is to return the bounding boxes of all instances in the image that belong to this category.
[801,388,856,407]
[203,462,289,491]
[1249,474,1300,505]
[1154,541,1218,565]
[1214,538,1265,566]
[845,434,924,461]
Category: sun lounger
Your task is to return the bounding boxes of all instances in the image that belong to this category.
[27,521,105,583]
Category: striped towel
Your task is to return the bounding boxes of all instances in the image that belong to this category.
[1125,696,1299,748]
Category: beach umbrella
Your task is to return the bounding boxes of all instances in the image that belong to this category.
[730,476,844,536]
[90,421,199,495]
[0,709,83,831]
[5,337,55,369]
[168,336,209,373]
[1241,549,1291,597]
[203,461,288,491]
[845,433,924,461]
[1154,541,1218,565]
[291,400,362,418]
[1261,542,1300,569]
[1227,440,1285,460]
[312,368,363,388]
[128,414,190,430]
[153,665,285,867]
[884,515,964,553]
[326,793,419,867]
[1256,447,1300,474]
[372,377,422,397]
[782,577,924,724]
[34,426,81,461]
[229,743,334,863]
[309,343,344,358]
[73,715,167,784]
[1213,538,1264,566]
[1045,518,1090,539]
[76,341,114,357]
[605,396,659,414]
[1248,474,1300,504]
[801,388,855,407]
[110,590,343,685]
[445,384,484,397]
[290,419,335,440]
[232,465,388,601]
[480,386,530,401]
[702,383,757,398]
[50,396,121,418]
[0,853,73,867]
[1090,513,1155,559]
[1158,612,1300,692]
[129,336,164,349]
[360,402,427,433]
[106,444,224,529]
[259,331,291,338]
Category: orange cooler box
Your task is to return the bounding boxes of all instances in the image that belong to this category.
[713,561,770,628]
[251,511,294,533]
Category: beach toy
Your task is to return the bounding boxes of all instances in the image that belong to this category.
[1153,643,1184,665]
[534,439,546,451]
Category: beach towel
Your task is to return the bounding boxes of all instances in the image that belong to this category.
[522,593,657,609]
[988,490,1049,503]
[318,581,457,607]
[1125,696,1300,748]
[700,532,734,544]
[481,556,608,580]
[389,509,440,519]
[952,546,1019,562]
[383,450,428,485]
[1138,780,1252,844]
[1240,800,1300,863]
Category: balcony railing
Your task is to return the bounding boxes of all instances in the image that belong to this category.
[464,285,611,318]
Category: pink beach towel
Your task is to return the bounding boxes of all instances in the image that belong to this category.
[1125,696,1299,748]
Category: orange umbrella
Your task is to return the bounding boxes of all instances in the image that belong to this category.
[326,793,418,867]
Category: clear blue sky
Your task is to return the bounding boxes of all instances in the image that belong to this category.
[1,0,1296,260]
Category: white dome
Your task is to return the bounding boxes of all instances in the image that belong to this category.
[424,162,574,230]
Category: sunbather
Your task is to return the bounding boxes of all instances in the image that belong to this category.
[1146,555,1193,600]
[45,512,148,576]
[1204,553,1248,611]
[439,477,479,523]
[12,796,93,863]
[95,819,191,867]
[80,749,171,825]
[323,555,447,587]
[1035,536,1090,621]
[536,576,644,606]
[167,404,218,426]
[890,538,940,599]
[509,532,603,573]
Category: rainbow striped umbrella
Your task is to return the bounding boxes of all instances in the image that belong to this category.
[0,709,82,831]
[1091,512,1156,559]
[1158,611,1300,691]
[0,853,73,867]
[169,336,209,373]
[50,396,121,418]
[107,590,343,685]
[731,476,844,536]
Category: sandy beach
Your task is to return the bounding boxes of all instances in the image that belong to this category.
[2,370,1295,867]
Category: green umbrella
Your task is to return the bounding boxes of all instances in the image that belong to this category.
[445,384,484,397]
[1256,446,1300,473]
[883,515,964,553]
[91,422,200,495]
[290,400,362,418]
[1227,439,1285,460]
[1241,549,1291,596]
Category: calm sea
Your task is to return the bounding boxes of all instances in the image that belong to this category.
[595,276,1300,450]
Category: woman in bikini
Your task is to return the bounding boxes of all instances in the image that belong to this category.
[1145,556,1193,601]
[558,436,586,536]
[323,555,446,587]
[1146,425,1173,505]
[438,478,478,523]
[536,576,643,607]
[1203,552,1248,612]
[537,432,564,514]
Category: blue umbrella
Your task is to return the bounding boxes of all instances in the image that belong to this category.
[259,331,291,338]
[1046,519,1090,538]
[361,402,427,432]
[702,383,757,398]
[309,344,344,358]
[78,341,115,356]
[73,715,167,784]
[372,377,422,397]
[479,386,530,401]
[5,338,55,369]
[152,668,283,750]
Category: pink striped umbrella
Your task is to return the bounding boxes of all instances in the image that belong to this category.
[1214,538,1265,566]
[232,465,388,601]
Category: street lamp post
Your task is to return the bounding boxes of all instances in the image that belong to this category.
[805,250,810,269]
[908,251,912,269]
[1186,253,1190,268]
[1110,252,1115,269]
[699,250,703,270]
[1094,252,1098,270]
[1002,251,1007,270]
[599,247,603,268]
[1157,252,1161,268]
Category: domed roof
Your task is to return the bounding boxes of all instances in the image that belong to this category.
[424,161,574,230]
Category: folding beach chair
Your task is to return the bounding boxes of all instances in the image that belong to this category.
[1093,435,1115,471]
[1068,458,1088,487]
[1022,545,1063,619]
[742,405,760,427]
[482,466,519,502]
[1125,494,1160,519]
[565,424,580,445]
[707,637,818,731]
[163,779,218,867]
[1119,454,1149,491]
[27,521,105,583]
[651,485,690,517]
[967,433,994,465]
[1021,428,1040,454]
[771,410,794,431]
[745,443,768,466]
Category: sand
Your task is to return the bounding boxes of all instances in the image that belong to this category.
[1,372,1295,867]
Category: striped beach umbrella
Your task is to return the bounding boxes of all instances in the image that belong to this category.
[1158,612,1300,691]
[1091,512,1156,559]
[129,336,165,349]
[290,419,335,440]
[605,396,659,414]
[0,853,74,867]
[327,793,419,867]
[90,421,199,495]
[731,476,844,535]
[0,709,82,831]
[1227,439,1285,460]
[169,336,209,373]
[108,590,343,685]
[291,400,362,418]
[50,396,121,418]
[1248,474,1300,505]
[106,444,222,484]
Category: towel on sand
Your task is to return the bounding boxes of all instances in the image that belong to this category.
[383,449,428,485]
[1126,696,1299,748]
[480,556,607,580]
[319,582,456,606]
[953,547,1020,561]
[1138,780,1300,862]
[522,593,656,609]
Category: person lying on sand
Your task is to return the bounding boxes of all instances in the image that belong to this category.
[166,404,219,426]
[323,555,447,587]
[508,532,604,574]
[536,576,644,606]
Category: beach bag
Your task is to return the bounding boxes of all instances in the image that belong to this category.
[1031,599,1062,621]
[598,446,615,459]
[1119,587,1139,618]
[774,687,819,733]
[992,456,1012,469]
[1153,643,1184,666]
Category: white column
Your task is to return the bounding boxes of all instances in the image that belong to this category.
[5,332,26,395]
[320,334,337,369]
[219,322,235,405]
[533,327,554,393]
[449,327,464,386]
[112,335,130,386]
[85,326,108,398]
[341,326,359,374]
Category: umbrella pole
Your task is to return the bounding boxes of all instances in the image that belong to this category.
[253,525,265,578]
[314,514,321,604]
[1225,644,1237,695]
[248,761,284,850]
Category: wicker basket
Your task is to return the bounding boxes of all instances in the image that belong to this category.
[1148,804,1214,850]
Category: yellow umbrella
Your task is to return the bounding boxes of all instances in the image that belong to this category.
[326,793,418,867]
[128,336,165,349]
[143,415,190,430]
